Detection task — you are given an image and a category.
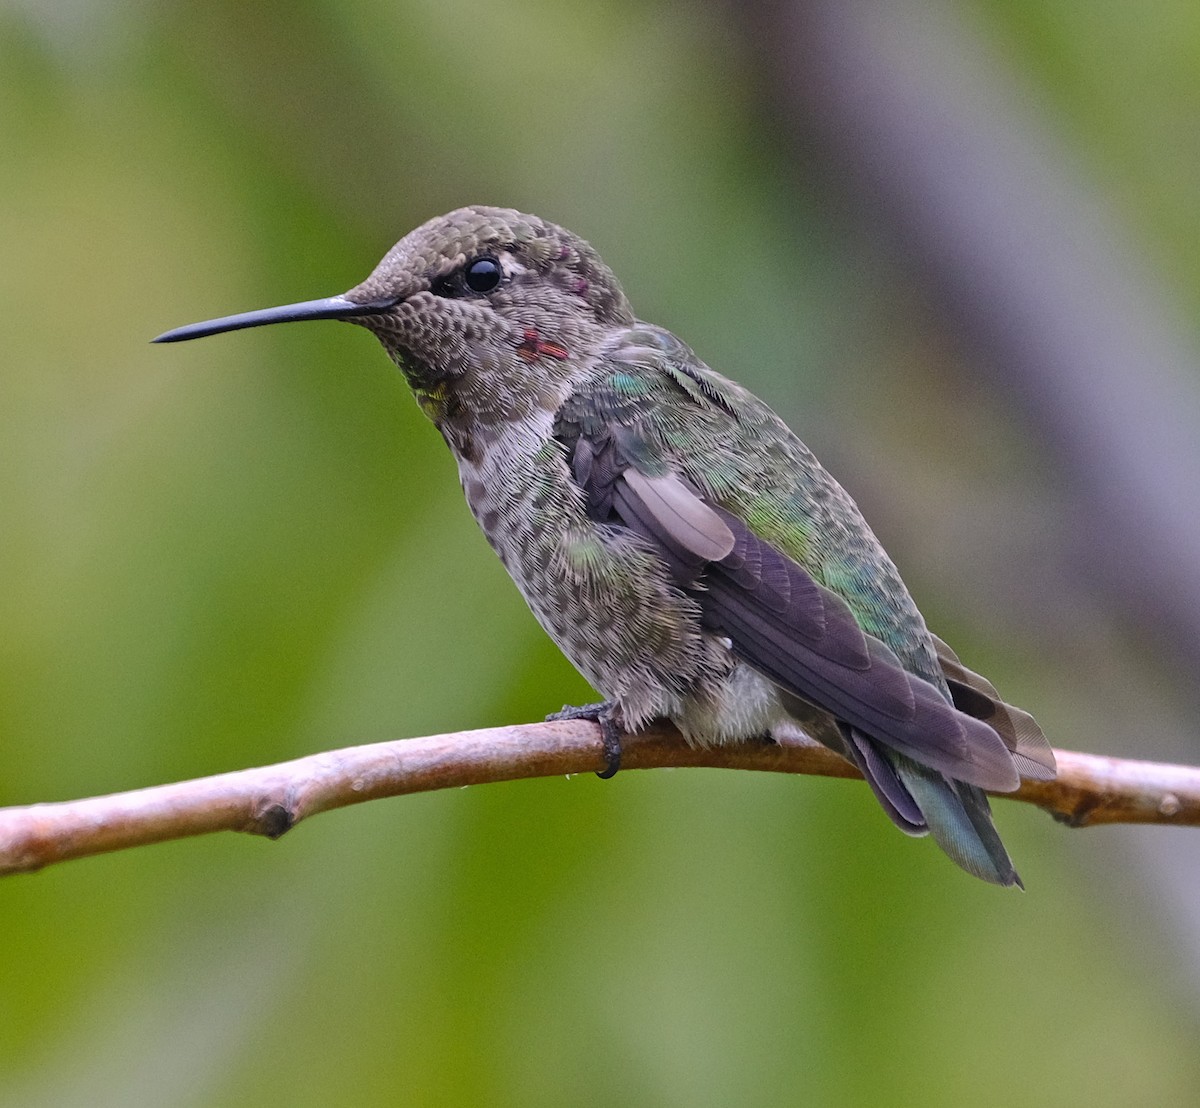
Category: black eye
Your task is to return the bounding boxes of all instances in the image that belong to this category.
[464,256,502,294]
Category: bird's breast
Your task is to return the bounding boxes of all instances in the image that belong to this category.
[452,412,573,563]
[451,417,732,726]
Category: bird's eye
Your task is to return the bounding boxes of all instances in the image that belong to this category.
[464,256,502,294]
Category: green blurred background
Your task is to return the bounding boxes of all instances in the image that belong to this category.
[4,1,1200,1104]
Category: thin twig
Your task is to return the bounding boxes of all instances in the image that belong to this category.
[0,722,1196,875]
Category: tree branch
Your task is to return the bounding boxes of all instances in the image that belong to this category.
[1,723,1197,875]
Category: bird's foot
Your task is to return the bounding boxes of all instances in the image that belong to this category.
[547,700,623,779]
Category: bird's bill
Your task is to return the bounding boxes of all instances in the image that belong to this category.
[151,294,398,344]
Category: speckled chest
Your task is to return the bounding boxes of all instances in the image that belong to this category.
[448,409,716,708]
[453,412,582,592]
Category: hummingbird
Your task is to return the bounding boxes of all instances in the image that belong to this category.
[154,205,1055,886]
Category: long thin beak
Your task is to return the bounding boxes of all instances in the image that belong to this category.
[151,294,399,344]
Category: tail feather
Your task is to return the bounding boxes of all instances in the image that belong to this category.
[839,724,1022,887]
[931,634,1056,781]
[839,725,926,833]
[894,756,1022,887]
[774,644,1048,888]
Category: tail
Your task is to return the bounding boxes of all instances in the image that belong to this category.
[896,755,1023,887]
[930,634,1057,782]
[837,637,1056,887]
[839,725,1023,886]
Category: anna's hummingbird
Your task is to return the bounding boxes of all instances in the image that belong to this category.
[155,206,1055,886]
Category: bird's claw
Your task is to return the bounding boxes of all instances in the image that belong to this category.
[547,701,623,779]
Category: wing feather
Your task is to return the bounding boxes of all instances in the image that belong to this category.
[621,469,735,562]
[617,472,1021,792]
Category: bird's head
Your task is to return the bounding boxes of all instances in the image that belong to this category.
[154,206,634,428]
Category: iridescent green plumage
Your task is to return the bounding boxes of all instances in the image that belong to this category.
[554,326,1054,883]
[561,326,937,669]
[154,205,1055,885]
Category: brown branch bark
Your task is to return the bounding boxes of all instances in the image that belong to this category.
[0,722,1197,875]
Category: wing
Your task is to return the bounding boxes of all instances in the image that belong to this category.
[557,329,1054,884]
[610,468,1019,793]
